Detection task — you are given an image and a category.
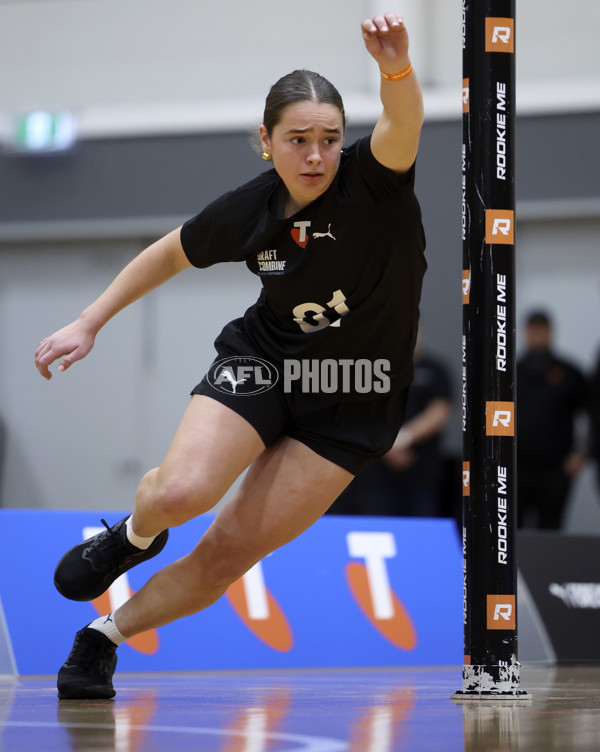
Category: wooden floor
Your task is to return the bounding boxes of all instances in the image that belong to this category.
[1,664,599,751]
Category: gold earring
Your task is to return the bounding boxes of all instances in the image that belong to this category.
[262,152,272,161]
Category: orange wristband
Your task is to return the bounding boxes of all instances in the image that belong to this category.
[380,62,413,81]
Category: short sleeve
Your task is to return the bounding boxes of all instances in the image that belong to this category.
[343,135,416,202]
[180,171,278,268]
[180,190,238,269]
[429,360,452,401]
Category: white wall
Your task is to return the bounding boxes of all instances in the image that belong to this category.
[0,0,374,138]
[0,239,261,511]
[1,0,599,140]
[516,217,600,371]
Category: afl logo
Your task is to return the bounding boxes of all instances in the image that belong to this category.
[207,357,279,396]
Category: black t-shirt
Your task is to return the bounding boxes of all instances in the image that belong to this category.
[181,136,426,399]
[517,349,587,465]
[402,352,452,476]
[591,353,600,461]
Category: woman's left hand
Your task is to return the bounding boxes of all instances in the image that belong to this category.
[361,13,410,71]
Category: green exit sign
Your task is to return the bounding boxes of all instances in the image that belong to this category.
[14,111,76,152]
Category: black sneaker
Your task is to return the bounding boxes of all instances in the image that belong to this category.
[54,515,169,601]
[57,627,118,700]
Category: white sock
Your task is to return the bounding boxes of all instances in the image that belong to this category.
[126,516,157,550]
[88,613,126,646]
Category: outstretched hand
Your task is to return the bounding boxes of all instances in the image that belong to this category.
[35,319,96,380]
[361,13,410,71]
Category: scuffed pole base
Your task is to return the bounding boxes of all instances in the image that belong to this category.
[451,662,532,701]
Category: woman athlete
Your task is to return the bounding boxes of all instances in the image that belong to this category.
[35,12,426,700]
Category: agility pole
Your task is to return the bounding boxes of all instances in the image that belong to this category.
[453,0,530,699]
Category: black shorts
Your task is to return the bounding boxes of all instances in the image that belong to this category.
[191,320,409,475]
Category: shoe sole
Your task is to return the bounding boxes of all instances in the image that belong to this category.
[58,684,116,700]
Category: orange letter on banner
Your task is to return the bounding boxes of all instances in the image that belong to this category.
[346,532,417,650]
[485,210,514,245]
[225,562,294,652]
[487,595,516,630]
[485,18,515,53]
[486,401,515,436]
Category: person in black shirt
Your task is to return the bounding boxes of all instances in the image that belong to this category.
[517,310,587,529]
[35,13,426,699]
[589,349,600,494]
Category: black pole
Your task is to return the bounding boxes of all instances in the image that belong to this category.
[453,0,529,699]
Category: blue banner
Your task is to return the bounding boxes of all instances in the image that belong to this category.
[0,510,462,675]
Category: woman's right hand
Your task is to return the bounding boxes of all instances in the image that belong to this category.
[35,318,97,380]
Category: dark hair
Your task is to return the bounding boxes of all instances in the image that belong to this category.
[525,310,552,328]
[262,69,346,135]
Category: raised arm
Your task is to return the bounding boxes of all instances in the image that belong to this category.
[361,13,424,173]
[35,227,191,380]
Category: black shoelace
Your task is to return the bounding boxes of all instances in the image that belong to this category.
[82,519,128,573]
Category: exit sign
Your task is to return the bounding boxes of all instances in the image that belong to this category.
[14,111,76,152]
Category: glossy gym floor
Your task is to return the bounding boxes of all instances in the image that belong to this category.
[1,664,599,751]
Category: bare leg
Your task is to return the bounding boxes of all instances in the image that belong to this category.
[129,394,266,537]
[114,436,353,637]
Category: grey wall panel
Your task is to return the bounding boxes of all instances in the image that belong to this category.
[2,114,599,228]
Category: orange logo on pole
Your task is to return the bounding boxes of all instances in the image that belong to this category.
[462,78,470,113]
[486,402,515,436]
[485,210,514,245]
[485,18,515,53]
[462,270,471,304]
[462,462,471,496]
[487,595,516,630]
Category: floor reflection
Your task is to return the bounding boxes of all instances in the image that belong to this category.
[457,700,531,752]
[1,666,599,751]
[56,690,158,751]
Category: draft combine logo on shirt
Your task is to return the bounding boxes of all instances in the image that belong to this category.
[207,357,279,395]
[256,249,286,273]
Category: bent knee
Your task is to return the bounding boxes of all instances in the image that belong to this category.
[149,473,221,526]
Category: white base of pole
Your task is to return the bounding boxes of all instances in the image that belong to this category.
[451,662,532,701]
